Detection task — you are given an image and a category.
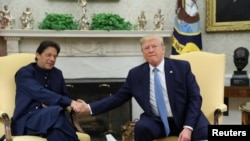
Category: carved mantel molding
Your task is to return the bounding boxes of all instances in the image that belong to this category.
[0,29,172,38]
[0,30,173,56]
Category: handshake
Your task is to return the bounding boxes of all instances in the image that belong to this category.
[70,99,90,115]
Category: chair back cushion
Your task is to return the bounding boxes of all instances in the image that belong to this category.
[0,53,35,135]
[170,51,226,124]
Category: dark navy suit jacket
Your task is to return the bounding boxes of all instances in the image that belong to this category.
[90,57,209,132]
[11,63,72,135]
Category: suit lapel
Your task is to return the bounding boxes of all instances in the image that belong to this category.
[141,63,152,114]
[164,58,175,110]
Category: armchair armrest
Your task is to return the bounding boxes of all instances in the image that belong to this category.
[67,110,92,141]
[0,108,12,141]
[216,104,228,113]
[66,106,85,133]
[1,107,89,141]
[214,104,227,125]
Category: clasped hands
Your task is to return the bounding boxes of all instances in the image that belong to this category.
[70,99,90,115]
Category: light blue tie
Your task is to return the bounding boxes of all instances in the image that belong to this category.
[153,68,170,136]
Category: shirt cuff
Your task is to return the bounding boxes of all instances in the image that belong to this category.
[183,125,193,131]
[87,104,93,115]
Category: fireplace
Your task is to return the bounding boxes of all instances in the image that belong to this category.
[66,78,131,141]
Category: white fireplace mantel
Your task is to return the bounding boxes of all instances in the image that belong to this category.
[0,29,172,38]
[1,30,173,56]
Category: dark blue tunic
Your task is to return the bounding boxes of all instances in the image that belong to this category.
[11,63,78,141]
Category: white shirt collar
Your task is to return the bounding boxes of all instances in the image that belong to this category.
[149,59,165,72]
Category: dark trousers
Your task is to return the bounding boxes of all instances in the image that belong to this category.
[25,106,79,141]
[134,115,208,141]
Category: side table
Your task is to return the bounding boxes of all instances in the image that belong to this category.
[224,86,250,115]
[239,102,250,125]
[224,86,250,97]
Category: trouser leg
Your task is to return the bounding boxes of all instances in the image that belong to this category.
[134,115,165,141]
[46,110,79,141]
[46,128,79,141]
[25,106,79,141]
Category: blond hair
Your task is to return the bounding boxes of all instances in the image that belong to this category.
[139,34,164,46]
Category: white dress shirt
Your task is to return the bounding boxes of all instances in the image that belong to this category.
[149,59,173,117]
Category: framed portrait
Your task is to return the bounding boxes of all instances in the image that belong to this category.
[206,0,250,32]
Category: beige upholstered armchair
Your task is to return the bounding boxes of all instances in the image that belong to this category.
[0,53,90,141]
[155,51,227,141]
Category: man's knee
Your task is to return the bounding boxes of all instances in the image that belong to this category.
[134,120,151,134]
[192,127,208,141]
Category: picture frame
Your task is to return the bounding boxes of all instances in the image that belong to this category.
[206,0,250,32]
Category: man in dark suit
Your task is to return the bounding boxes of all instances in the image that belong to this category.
[11,41,84,141]
[79,34,209,141]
